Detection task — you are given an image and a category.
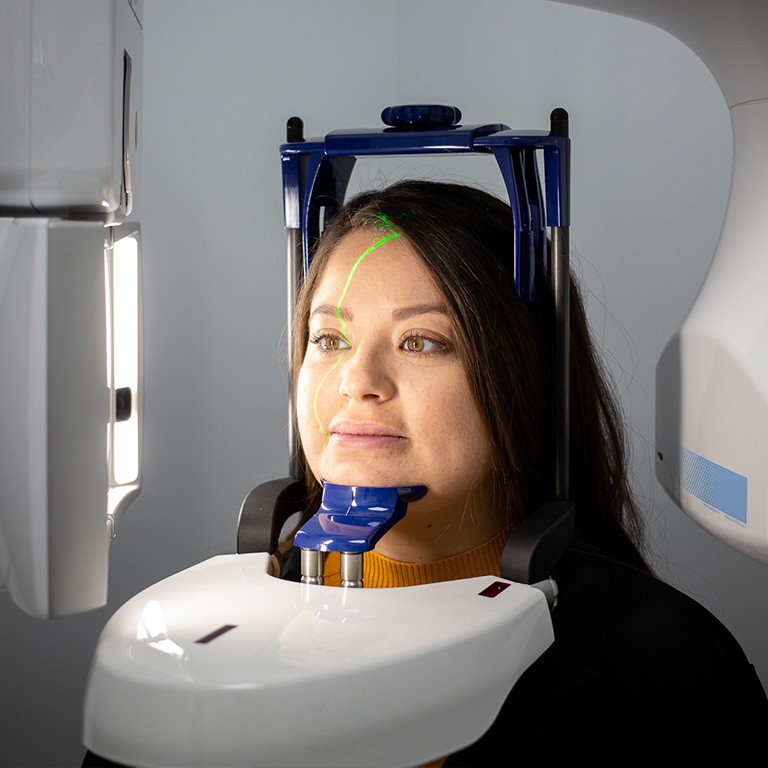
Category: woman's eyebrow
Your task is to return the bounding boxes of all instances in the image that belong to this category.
[392,303,450,321]
[309,303,449,322]
[309,304,352,321]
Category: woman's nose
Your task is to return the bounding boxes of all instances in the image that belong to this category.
[338,346,396,401]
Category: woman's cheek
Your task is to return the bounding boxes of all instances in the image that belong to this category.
[296,369,313,444]
[297,365,328,461]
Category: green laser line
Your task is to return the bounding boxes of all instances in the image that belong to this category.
[312,229,401,438]
[313,351,346,438]
[334,231,401,343]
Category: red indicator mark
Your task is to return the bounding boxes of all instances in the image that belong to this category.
[479,581,510,598]
[195,623,237,644]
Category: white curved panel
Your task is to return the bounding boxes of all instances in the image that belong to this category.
[549,0,768,565]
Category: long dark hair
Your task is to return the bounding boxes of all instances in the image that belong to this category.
[291,179,649,572]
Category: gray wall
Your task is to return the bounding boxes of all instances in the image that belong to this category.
[2,1,767,765]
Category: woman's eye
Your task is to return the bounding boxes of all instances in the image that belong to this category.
[310,333,350,352]
[401,335,444,354]
[318,336,348,351]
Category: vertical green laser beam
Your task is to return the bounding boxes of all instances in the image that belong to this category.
[335,231,401,343]
[313,351,346,437]
[312,230,401,438]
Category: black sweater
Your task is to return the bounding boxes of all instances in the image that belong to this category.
[445,548,768,767]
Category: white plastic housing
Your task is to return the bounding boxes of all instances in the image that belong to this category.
[83,553,553,768]
[552,0,768,565]
[0,0,143,220]
[0,219,143,618]
[550,1,768,109]
[656,98,768,565]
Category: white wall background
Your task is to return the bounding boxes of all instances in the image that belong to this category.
[2,1,767,766]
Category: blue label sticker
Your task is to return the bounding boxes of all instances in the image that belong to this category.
[677,446,748,525]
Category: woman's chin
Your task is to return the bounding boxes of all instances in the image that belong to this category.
[320,470,418,489]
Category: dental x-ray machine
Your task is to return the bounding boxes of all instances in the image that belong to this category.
[81,0,768,763]
[82,103,574,768]
[1,0,767,766]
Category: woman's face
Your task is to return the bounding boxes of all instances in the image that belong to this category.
[296,228,499,558]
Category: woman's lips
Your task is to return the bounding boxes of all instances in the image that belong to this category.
[329,422,407,450]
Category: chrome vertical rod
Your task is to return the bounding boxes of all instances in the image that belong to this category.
[340,552,363,588]
[300,548,324,585]
[551,224,570,500]
[286,226,303,479]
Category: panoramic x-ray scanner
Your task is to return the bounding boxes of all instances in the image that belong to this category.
[1,0,768,766]
[83,103,574,768]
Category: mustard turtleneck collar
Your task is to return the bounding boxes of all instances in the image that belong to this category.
[321,523,514,588]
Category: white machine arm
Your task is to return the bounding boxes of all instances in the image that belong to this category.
[0,0,144,618]
[553,0,768,565]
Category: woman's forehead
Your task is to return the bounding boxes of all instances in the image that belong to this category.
[311,229,442,305]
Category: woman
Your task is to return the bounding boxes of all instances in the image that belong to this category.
[286,179,768,766]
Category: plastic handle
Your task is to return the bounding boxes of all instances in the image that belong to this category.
[381,104,462,128]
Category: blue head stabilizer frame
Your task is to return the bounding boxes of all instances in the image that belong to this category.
[237,105,575,585]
